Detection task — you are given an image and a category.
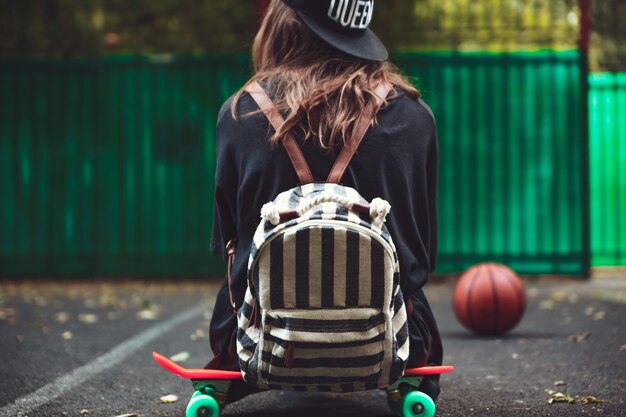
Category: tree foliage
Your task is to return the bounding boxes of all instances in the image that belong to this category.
[374,0,579,52]
[0,0,623,70]
[0,0,257,58]
[590,0,626,72]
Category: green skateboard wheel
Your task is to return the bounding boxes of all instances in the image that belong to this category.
[401,391,436,417]
[186,394,220,417]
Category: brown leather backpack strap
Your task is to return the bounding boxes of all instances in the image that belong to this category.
[245,82,315,185]
[326,82,393,184]
[226,239,238,314]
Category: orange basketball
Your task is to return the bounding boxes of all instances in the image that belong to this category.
[452,263,526,335]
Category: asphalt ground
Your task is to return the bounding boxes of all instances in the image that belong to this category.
[0,275,624,417]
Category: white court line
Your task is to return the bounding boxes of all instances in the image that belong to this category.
[0,303,210,417]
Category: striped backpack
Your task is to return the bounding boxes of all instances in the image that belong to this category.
[234,81,409,392]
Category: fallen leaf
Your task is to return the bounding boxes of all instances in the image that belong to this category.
[554,380,567,386]
[78,313,98,324]
[114,413,140,417]
[54,312,70,324]
[99,293,118,309]
[0,308,17,325]
[593,311,606,321]
[160,394,179,404]
[567,293,579,303]
[62,331,73,340]
[170,352,190,362]
[190,329,207,341]
[526,288,539,298]
[80,409,90,415]
[584,306,594,316]
[589,289,626,303]
[539,300,556,311]
[620,344,626,351]
[581,396,608,404]
[34,296,49,307]
[136,309,158,320]
[548,392,576,404]
[568,332,590,343]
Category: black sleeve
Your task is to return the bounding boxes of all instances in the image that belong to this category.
[210,98,238,260]
[426,123,439,273]
[419,98,439,274]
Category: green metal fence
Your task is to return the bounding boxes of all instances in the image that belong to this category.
[399,51,586,274]
[0,55,250,277]
[590,73,626,267]
[0,51,593,277]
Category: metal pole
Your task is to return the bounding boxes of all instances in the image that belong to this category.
[578,0,591,54]
[258,0,270,23]
[578,0,591,277]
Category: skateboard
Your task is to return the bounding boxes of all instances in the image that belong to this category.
[153,351,454,417]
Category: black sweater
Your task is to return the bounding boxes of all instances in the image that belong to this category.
[208,86,443,398]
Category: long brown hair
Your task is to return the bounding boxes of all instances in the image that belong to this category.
[233,0,419,151]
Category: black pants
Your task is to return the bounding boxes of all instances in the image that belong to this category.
[207,282,443,402]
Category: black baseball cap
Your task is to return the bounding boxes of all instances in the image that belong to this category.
[281,0,388,61]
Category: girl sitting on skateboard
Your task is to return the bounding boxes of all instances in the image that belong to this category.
[208,0,443,402]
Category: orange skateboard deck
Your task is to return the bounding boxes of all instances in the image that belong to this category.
[153,351,453,417]
[153,352,243,380]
